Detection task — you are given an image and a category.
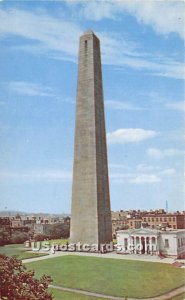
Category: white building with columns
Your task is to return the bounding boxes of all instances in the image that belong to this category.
[116,228,185,258]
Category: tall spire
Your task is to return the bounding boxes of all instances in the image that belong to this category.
[70,31,112,246]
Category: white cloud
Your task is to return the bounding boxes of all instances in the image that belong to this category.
[81,1,115,21]
[119,1,185,40]
[136,164,160,172]
[105,100,140,110]
[130,174,161,184]
[147,148,185,159]
[0,8,184,79]
[136,164,176,176]
[66,0,185,40]
[109,164,177,184]
[0,170,72,182]
[147,148,164,159]
[159,168,176,176]
[100,31,184,80]
[141,92,185,111]
[107,128,158,144]
[0,8,81,61]
[0,165,177,186]
[8,81,55,97]
[109,163,129,170]
[166,101,185,112]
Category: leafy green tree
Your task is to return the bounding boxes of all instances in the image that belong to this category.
[10,232,30,244]
[34,234,49,241]
[0,254,53,300]
[49,223,70,239]
[0,229,10,246]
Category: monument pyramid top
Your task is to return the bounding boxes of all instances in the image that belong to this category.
[84,29,94,35]
[83,29,99,41]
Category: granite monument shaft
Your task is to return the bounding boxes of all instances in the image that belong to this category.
[70,30,112,246]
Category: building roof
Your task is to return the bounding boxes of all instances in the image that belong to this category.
[117,228,185,235]
[143,213,185,217]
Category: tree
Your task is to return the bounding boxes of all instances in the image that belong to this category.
[0,254,53,300]
[0,229,10,246]
[34,234,50,241]
[10,232,30,244]
[49,223,70,239]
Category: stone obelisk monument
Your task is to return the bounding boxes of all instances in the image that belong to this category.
[70,30,112,246]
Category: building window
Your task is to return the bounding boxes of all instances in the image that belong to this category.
[173,217,176,222]
[148,218,150,221]
[156,218,158,222]
[164,218,167,222]
[164,239,169,248]
[169,217,171,222]
[173,225,176,229]
[152,218,154,222]
[130,222,133,226]
[85,40,88,51]
[143,218,146,222]
[160,217,162,222]
[178,239,181,248]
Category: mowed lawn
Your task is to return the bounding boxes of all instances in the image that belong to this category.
[0,244,48,260]
[0,239,68,260]
[26,255,185,298]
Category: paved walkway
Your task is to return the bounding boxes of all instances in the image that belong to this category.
[23,250,176,264]
[49,284,185,300]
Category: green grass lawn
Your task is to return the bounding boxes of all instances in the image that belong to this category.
[0,243,48,260]
[46,239,68,244]
[26,255,185,298]
[0,239,68,260]
[49,288,106,300]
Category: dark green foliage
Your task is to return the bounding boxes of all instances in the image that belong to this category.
[0,254,53,300]
[48,223,70,239]
[10,232,30,244]
[34,234,50,241]
[0,229,10,246]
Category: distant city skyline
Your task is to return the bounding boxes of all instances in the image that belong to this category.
[0,208,184,217]
[0,1,184,213]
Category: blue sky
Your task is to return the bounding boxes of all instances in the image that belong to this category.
[0,0,184,213]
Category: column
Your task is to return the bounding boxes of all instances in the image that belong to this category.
[135,236,138,254]
[130,236,134,254]
[154,237,158,255]
[133,236,136,254]
[145,237,147,254]
[139,237,142,254]
[147,236,151,254]
[149,237,153,254]
[151,237,156,255]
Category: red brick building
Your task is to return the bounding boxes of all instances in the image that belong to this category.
[142,214,185,229]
